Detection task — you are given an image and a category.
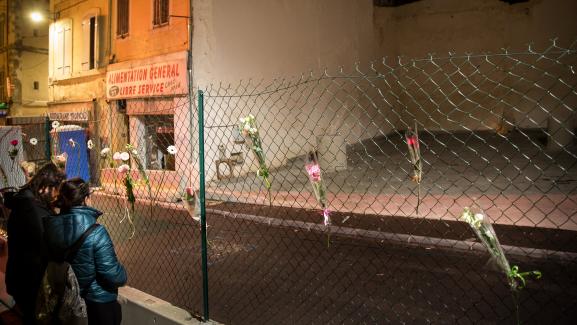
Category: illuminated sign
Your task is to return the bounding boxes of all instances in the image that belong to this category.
[106,53,188,100]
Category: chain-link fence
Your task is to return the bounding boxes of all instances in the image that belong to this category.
[3,40,577,324]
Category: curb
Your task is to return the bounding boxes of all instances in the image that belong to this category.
[207,209,577,261]
[91,191,577,261]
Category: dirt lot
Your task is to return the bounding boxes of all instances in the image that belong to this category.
[92,195,577,324]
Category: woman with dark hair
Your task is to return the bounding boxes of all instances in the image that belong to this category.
[44,177,127,325]
[4,162,66,324]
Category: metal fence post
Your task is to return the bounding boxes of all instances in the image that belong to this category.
[44,116,51,159]
[198,89,209,321]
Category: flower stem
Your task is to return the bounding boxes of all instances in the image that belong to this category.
[511,289,521,325]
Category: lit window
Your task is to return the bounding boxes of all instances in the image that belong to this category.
[153,0,169,27]
[82,13,99,71]
[144,115,175,171]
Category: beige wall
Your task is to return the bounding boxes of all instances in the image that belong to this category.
[192,0,374,84]
[49,0,110,99]
[192,0,376,180]
[374,0,577,58]
[373,0,577,140]
[192,0,577,181]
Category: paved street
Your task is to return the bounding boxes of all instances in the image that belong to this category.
[92,195,577,325]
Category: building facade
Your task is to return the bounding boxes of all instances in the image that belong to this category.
[22,0,575,190]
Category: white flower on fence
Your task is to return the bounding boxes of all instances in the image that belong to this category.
[29,138,38,146]
[120,152,130,161]
[117,164,130,175]
[101,147,111,157]
[239,114,272,206]
[87,139,94,149]
[167,145,177,155]
[460,207,541,324]
[51,120,60,129]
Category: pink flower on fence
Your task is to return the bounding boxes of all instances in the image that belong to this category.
[405,127,422,183]
[305,163,321,182]
[117,164,130,176]
[305,151,330,226]
[8,140,19,162]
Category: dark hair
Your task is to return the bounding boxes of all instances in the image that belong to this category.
[55,177,90,211]
[21,162,66,207]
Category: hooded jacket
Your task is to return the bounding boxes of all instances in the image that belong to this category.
[4,188,50,301]
[43,206,127,303]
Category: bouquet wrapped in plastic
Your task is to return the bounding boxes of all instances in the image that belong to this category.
[239,114,272,205]
[52,153,68,171]
[305,151,330,226]
[461,208,541,290]
[183,187,200,222]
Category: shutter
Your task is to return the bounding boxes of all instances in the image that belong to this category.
[81,17,90,71]
[55,24,65,77]
[93,16,99,69]
[48,23,54,79]
[63,20,72,76]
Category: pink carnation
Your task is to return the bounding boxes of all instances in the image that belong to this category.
[117,164,130,175]
[306,163,321,182]
[406,136,419,147]
[10,139,18,146]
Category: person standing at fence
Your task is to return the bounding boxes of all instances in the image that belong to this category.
[44,177,127,325]
[4,162,66,325]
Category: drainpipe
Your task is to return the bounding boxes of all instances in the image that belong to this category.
[108,0,112,61]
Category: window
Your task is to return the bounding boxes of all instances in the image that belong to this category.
[33,81,39,90]
[144,115,175,170]
[153,0,169,27]
[117,0,129,37]
[0,14,5,47]
[0,71,5,102]
[49,19,72,79]
[82,14,99,71]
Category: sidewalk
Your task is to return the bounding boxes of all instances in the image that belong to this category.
[0,236,15,315]
[91,191,577,259]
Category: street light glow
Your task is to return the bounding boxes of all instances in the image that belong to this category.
[30,11,44,23]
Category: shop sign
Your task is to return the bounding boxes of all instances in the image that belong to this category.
[48,111,89,122]
[106,55,188,100]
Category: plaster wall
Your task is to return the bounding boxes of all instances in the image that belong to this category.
[374,0,577,58]
[373,0,577,136]
[113,0,189,62]
[192,0,377,180]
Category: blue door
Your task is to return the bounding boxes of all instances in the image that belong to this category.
[58,129,90,182]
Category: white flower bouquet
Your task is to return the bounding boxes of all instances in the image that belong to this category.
[239,114,272,205]
[460,207,541,323]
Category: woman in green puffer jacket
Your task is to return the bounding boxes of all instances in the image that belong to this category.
[44,177,127,325]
